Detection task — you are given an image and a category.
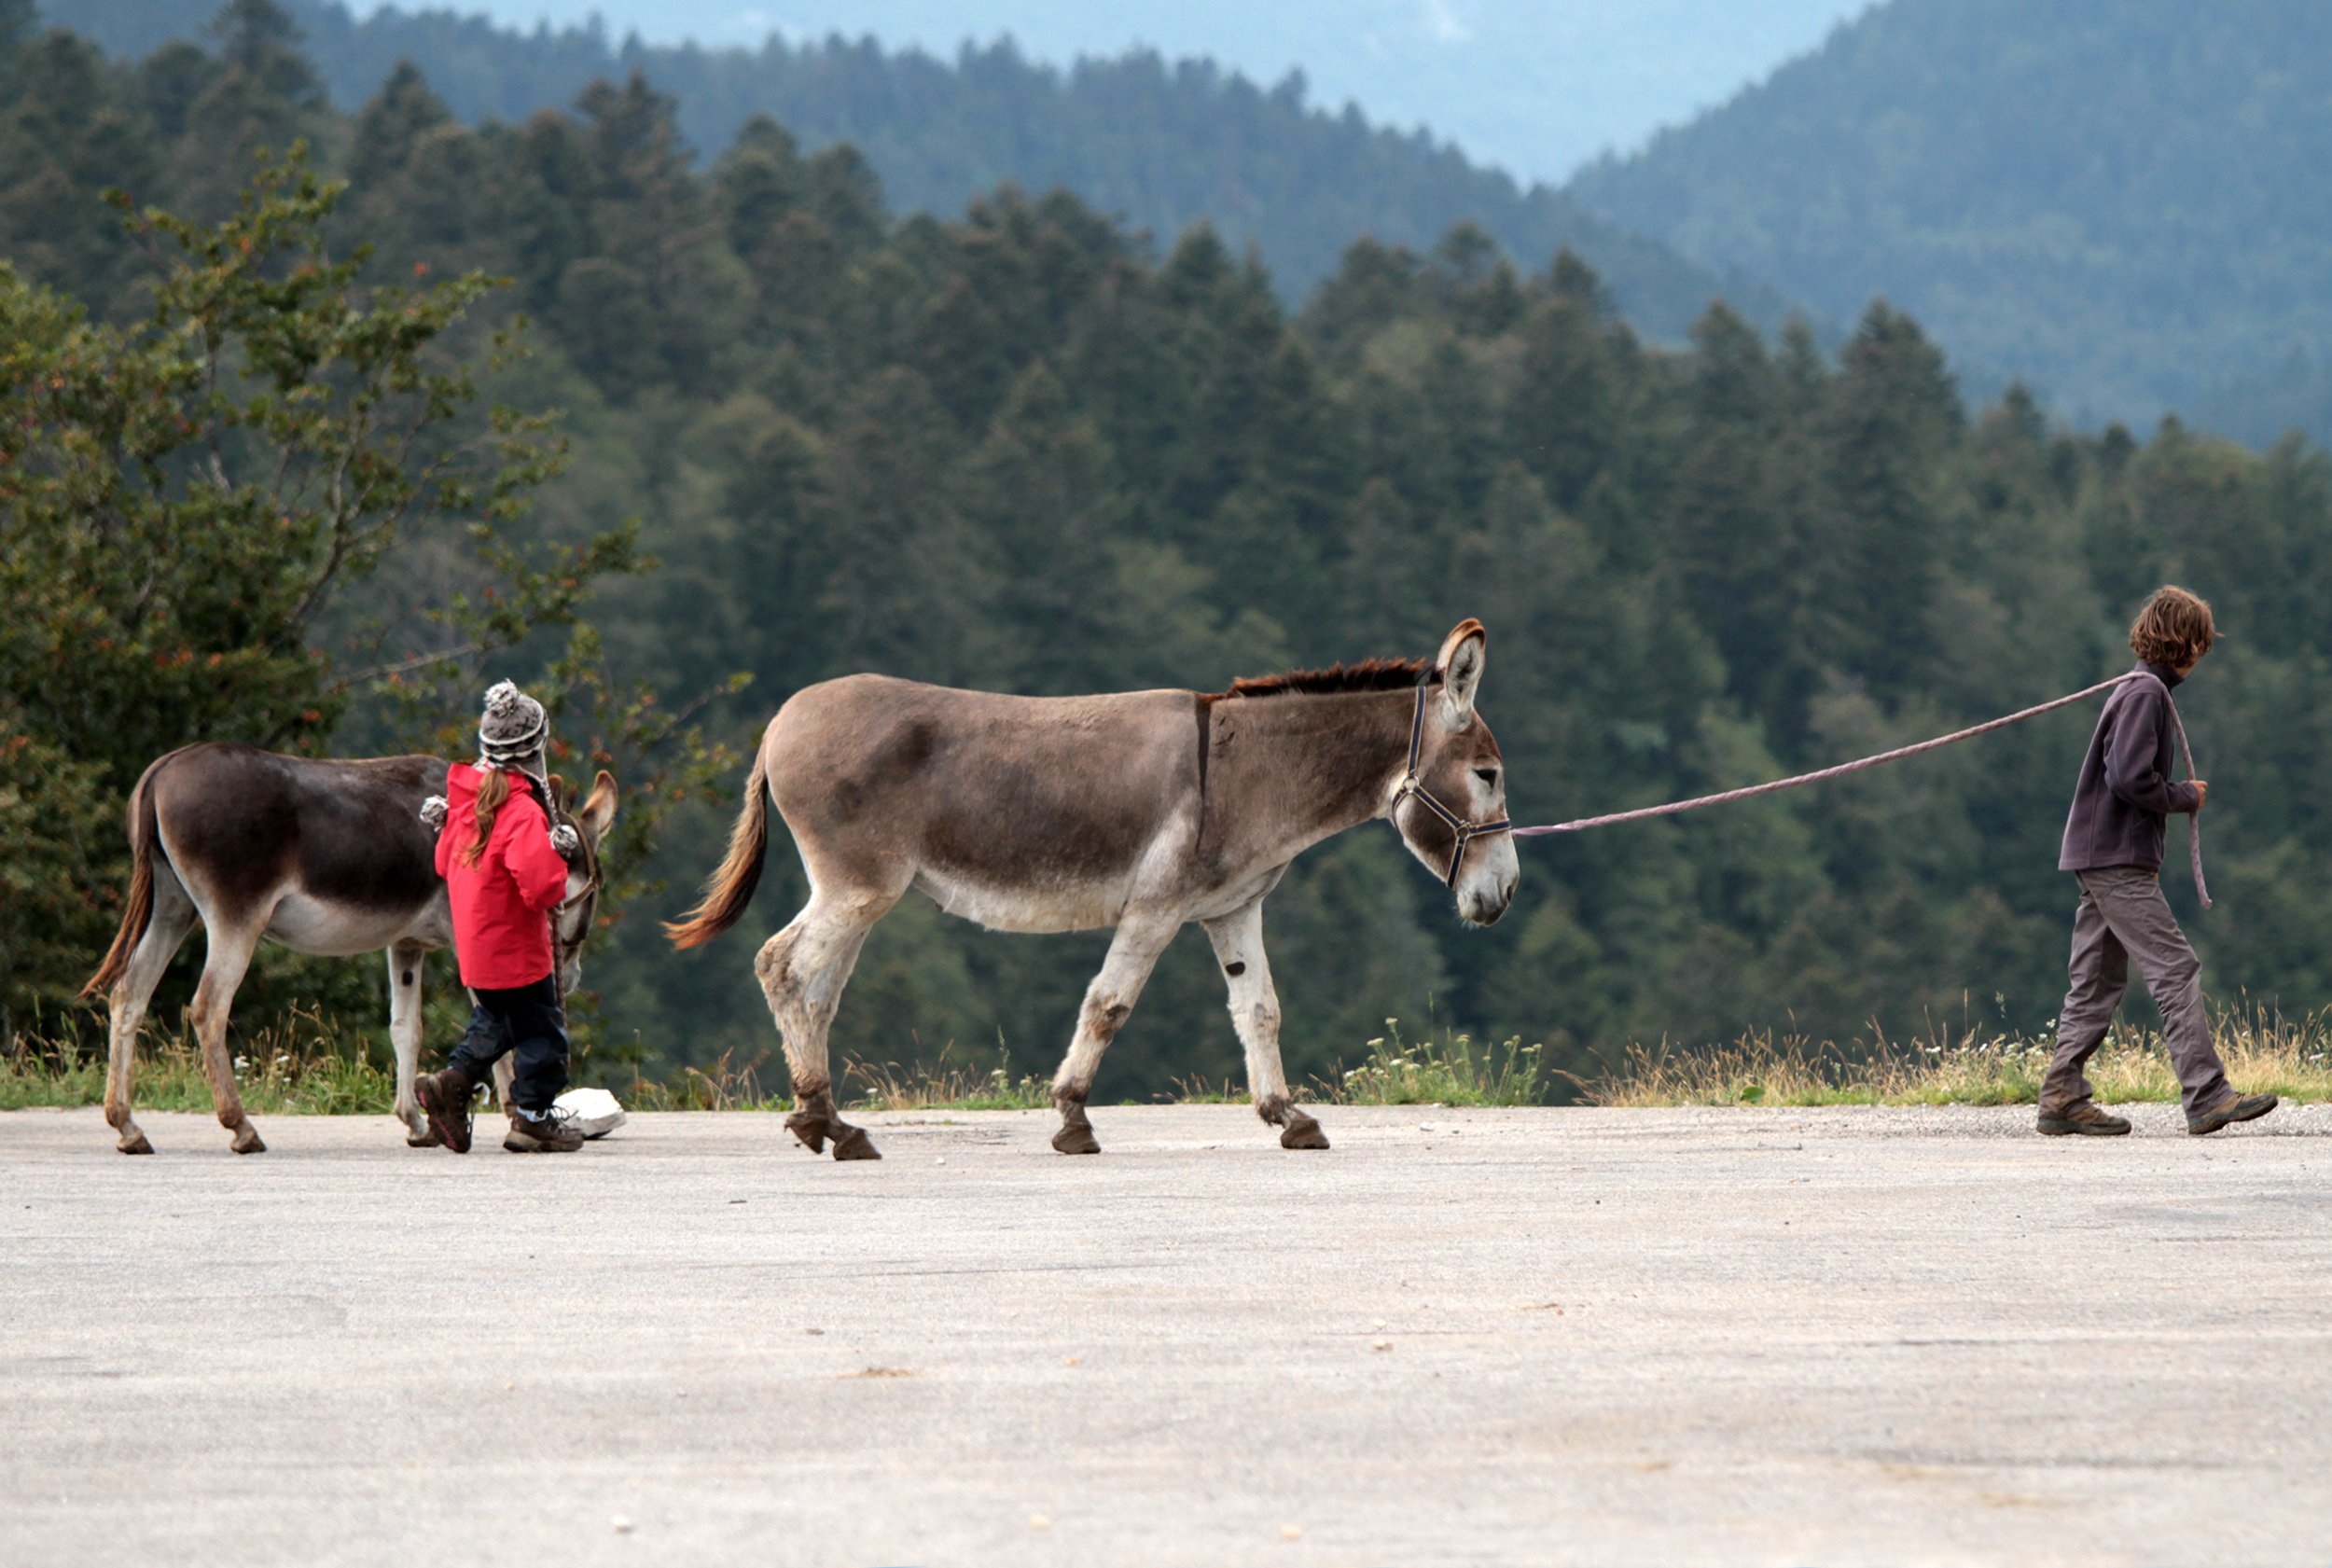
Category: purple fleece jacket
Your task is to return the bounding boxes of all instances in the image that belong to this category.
[2059,661,2201,872]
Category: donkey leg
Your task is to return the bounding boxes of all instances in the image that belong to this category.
[104,880,196,1157]
[1202,900,1326,1150]
[387,942,437,1146]
[1048,916,1179,1155]
[755,891,892,1160]
[187,922,266,1155]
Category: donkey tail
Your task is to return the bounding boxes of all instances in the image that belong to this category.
[82,755,169,999]
[665,749,771,949]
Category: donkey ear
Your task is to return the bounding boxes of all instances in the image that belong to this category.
[1435,618,1488,727]
[579,770,619,840]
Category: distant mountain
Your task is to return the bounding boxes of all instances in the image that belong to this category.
[401,0,1868,186]
[1567,0,2332,440]
[41,0,1793,338]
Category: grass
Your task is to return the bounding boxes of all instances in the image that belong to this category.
[16,1002,2323,1117]
[1314,1018,1548,1107]
[0,1013,1547,1116]
[0,1007,399,1115]
[843,1038,1054,1112]
[1576,1001,2332,1107]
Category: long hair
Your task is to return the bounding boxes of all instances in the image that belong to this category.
[2130,585,2216,668]
[459,766,512,868]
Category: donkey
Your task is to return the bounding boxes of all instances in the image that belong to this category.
[667,618,1517,1159]
[81,742,618,1155]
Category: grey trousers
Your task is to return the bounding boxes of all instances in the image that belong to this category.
[2043,866,2230,1116]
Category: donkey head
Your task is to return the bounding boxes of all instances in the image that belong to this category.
[1391,619,1519,926]
[547,770,620,993]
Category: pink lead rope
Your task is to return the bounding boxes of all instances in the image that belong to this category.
[1510,672,2211,909]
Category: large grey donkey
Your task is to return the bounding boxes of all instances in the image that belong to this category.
[667,618,1518,1160]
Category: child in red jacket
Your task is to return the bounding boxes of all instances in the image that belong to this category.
[413,682,588,1154]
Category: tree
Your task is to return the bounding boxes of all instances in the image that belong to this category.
[0,146,724,1041]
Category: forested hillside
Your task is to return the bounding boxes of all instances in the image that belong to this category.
[13,2,2332,1101]
[39,0,1777,338]
[1567,0,2332,444]
[416,0,1867,187]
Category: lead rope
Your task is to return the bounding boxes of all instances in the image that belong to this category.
[1507,672,2211,908]
[2134,673,2212,909]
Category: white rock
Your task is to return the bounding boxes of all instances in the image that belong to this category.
[554,1086,627,1139]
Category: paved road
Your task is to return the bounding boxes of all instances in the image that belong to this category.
[5,1102,2331,1566]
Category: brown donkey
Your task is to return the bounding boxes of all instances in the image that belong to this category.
[667,619,1518,1159]
[82,742,617,1155]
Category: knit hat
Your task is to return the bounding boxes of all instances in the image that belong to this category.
[478,681,548,769]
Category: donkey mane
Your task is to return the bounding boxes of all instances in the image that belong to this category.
[1216,657,1438,701]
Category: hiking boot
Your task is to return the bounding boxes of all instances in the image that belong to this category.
[414,1067,477,1154]
[2186,1090,2278,1136]
[2036,1102,2131,1137]
[503,1106,584,1153]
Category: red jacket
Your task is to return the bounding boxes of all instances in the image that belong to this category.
[435,763,569,990]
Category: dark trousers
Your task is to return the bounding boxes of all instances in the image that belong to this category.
[447,976,570,1116]
[2043,866,2230,1116]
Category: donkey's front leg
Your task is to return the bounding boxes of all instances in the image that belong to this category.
[1201,900,1326,1149]
[1048,916,1179,1155]
[386,942,438,1146]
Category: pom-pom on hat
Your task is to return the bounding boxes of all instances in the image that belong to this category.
[478,680,548,767]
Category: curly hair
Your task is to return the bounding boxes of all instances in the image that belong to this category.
[2129,586,2216,669]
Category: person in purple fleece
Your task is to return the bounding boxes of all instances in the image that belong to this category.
[2039,586,2277,1137]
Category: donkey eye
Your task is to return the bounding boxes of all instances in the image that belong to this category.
[1474,767,1500,787]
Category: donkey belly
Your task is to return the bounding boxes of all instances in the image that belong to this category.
[263,890,434,956]
[911,865,1128,935]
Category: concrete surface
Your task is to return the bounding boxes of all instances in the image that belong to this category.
[5,1102,2331,1567]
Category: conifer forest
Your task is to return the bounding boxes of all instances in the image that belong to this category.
[12,0,2332,1100]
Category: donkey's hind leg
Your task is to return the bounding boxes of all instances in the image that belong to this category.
[387,941,438,1146]
[187,920,267,1154]
[104,872,197,1156]
[1202,900,1326,1150]
[1048,914,1180,1155]
[755,889,895,1160]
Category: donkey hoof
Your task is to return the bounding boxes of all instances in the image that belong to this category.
[784,1110,828,1155]
[405,1123,443,1148]
[117,1131,154,1156]
[829,1125,881,1161]
[230,1123,267,1155]
[1280,1113,1329,1150]
[1051,1125,1102,1156]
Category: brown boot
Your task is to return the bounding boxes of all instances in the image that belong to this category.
[504,1107,584,1153]
[414,1068,477,1154]
[2187,1090,2278,1136]
[2036,1101,2131,1137]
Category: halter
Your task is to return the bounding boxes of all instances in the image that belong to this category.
[1390,680,1511,889]
[545,795,604,1003]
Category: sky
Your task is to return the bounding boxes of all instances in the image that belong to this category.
[371,0,1873,184]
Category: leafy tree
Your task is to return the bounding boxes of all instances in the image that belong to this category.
[0,145,724,1042]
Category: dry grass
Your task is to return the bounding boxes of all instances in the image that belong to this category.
[21,1001,2315,1118]
[0,1007,399,1115]
[842,1040,1054,1112]
[1577,1001,2332,1107]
